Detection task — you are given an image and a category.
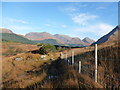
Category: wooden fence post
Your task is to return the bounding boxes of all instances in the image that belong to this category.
[95,44,98,83]
[60,52,64,59]
[72,50,74,65]
[79,61,81,73]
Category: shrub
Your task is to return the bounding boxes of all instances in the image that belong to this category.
[37,43,56,54]
[56,46,70,52]
[57,46,63,52]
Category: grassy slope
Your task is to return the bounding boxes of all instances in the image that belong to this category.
[2,40,119,88]
[2,52,102,88]
[2,42,38,57]
[2,52,60,88]
[1,33,35,44]
[27,59,102,88]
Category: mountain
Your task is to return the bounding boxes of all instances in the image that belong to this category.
[54,34,84,44]
[0,28,13,33]
[54,34,72,43]
[25,32,57,41]
[54,34,93,46]
[82,37,95,45]
[1,28,35,44]
[92,25,120,45]
[25,32,94,46]
[70,37,84,44]
[0,28,95,46]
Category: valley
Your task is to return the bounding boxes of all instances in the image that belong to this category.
[1,1,120,89]
[1,25,120,88]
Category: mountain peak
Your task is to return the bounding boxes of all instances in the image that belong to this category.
[82,37,95,44]
[25,32,57,41]
[84,37,90,39]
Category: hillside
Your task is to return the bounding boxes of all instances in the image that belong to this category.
[3,37,118,88]
[1,33,35,44]
[2,42,38,57]
[92,25,120,45]
[54,34,72,43]
[2,50,102,88]
[33,39,63,45]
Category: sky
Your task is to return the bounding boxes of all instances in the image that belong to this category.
[2,2,118,40]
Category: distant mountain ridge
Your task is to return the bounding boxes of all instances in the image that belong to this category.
[1,25,119,46]
[0,28,35,44]
[25,33,94,46]
[54,34,84,44]
[0,28,95,46]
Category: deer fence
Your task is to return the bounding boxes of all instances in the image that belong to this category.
[62,44,120,88]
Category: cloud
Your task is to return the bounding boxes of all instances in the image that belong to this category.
[44,23,58,28]
[74,23,114,37]
[71,23,115,40]
[64,7,77,12]
[61,25,68,28]
[97,6,105,10]
[9,26,33,30]
[72,13,98,25]
[63,3,87,13]
[45,23,68,28]
[62,4,98,26]
[4,18,29,24]
[44,24,52,27]
[7,25,41,34]
[9,18,29,24]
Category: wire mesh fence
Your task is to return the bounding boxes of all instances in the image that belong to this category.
[62,43,120,88]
